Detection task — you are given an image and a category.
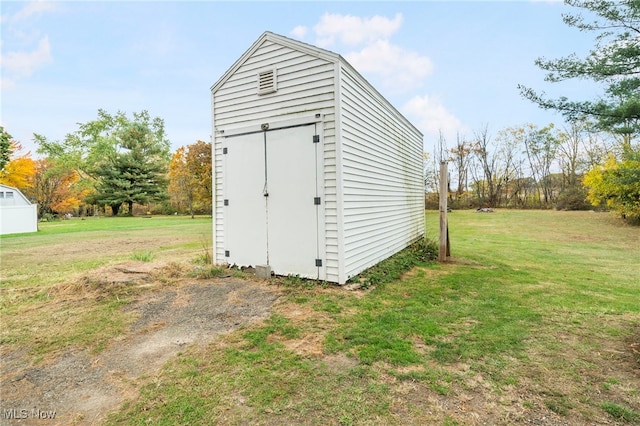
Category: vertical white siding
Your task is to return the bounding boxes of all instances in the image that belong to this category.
[212,38,340,283]
[338,65,425,282]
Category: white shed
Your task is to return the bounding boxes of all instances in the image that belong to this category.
[211,31,425,284]
[0,184,38,235]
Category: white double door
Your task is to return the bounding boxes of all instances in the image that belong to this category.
[223,123,321,279]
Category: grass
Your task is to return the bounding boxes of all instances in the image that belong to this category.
[2,210,639,424]
[104,209,640,425]
[0,215,212,289]
[131,250,154,262]
[188,265,226,279]
[0,215,212,356]
[600,401,640,423]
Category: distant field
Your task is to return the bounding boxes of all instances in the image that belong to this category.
[1,210,638,425]
[0,215,213,289]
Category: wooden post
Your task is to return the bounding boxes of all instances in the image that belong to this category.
[439,161,449,262]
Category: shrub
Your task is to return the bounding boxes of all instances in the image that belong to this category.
[555,186,591,211]
[351,238,438,288]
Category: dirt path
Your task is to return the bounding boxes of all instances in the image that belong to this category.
[0,274,279,425]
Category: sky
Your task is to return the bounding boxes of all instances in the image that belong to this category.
[1,0,602,157]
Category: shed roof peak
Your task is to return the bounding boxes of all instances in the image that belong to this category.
[210,31,340,93]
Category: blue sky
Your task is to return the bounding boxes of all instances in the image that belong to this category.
[1,1,600,156]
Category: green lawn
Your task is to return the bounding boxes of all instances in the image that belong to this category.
[1,211,637,424]
[104,209,639,425]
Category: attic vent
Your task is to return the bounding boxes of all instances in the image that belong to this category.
[257,69,277,95]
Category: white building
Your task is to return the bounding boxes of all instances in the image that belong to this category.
[0,184,38,235]
[211,31,424,284]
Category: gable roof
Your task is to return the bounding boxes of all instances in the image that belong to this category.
[210,31,340,93]
[210,31,423,138]
[0,183,33,205]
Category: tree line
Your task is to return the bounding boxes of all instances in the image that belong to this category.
[428,0,639,224]
[425,120,624,212]
[0,110,212,219]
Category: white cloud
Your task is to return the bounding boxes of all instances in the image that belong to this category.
[314,12,402,48]
[1,77,16,91]
[302,12,431,93]
[345,39,432,92]
[1,2,57,89]
[290,25,308,39]
[10,1,58,22]
[2,35,52,79]
[402,94,465,143]
[294,12,464,139]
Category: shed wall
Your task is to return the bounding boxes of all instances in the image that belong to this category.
[0,205,38,235]
[212,40,340,282]
[338,65,425,282]
[0,185,38,235]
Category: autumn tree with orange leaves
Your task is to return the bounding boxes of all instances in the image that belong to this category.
[25,158,92,216]
[168,140,212,218]
[0,129,36,191]
[1,127,92,216]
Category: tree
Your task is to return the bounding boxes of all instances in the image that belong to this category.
[0,141,36,190]
[423,151,437,193]
[37,110,171,216]
[495,127,526,207]
[448,134,473,204]
[168,146,194,216]
[25,158,90,217]
[90,121,169,215]
[185,140,212,213]
[522,124,559,207]
[471,125,503,207]
[583,148,640,222]
[0,126,13,171]
[558,122,586,189]
[550,121,592,210]
[519,0,640,141]
[168,140,212,217]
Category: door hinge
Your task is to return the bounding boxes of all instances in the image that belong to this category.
[315,259,322,267]
[314,197,321,205]
[223,147,228,154]
[224,199,229,206]
[312,135,320,143]
[225,250,230,257]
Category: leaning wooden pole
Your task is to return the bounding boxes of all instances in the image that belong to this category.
[438,161,449,262]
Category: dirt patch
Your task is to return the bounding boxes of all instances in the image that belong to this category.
[627,326,640,373]
[0,267,280,425]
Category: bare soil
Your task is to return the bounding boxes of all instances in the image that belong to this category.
[0,263,280,425]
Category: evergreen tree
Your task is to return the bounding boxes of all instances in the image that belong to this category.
[0,126,13,171]
[519,0,640,141]
[89,119,169,215]
[37,110,170,216]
